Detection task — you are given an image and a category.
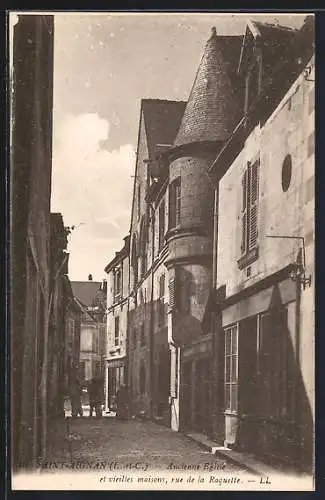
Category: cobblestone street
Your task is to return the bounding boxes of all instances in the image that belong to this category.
[45,417,247,473]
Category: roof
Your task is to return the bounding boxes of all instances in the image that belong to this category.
[104,235,130,274]
[71,281,104,308]
[174,29,243,146]
[238,20,299,74]
[141,99,187,159]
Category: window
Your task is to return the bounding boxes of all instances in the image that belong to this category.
[282,155,292,192]
[113,266,122,301]
[158,198,166,250]
[159,274,165,298]
[169,177,181,229]
[239,158,260,268]
[114,316,120,346]
[224,324,238,412]
[168,277,176,310]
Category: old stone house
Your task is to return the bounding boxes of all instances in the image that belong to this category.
[207,17,315,471]
[104,235,130,411]
[103,15,314,472]
[11,14,55,469]
[71,278,107,385]
[127,99,186,424]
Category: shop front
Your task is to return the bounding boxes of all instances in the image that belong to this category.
[219,270,312,470]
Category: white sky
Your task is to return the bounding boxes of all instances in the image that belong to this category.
[11,12,308,281]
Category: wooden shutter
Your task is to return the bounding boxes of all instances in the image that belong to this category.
[248,159,259,250]
[169,278,176,310]
[241,169,248,255]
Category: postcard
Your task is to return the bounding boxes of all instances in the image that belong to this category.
[9,10,315,492]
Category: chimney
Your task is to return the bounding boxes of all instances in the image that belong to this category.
[88,274,93,281]
[210,26,217,39]
[102,279,107,294]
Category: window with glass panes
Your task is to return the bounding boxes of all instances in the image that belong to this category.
[114,316,120,346]
[224,324,239,412]
[169,177,181,229]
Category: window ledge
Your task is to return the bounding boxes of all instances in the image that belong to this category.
[224,410,238,416]
[237,246,259,270]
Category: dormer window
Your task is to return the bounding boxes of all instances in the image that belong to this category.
[169,177,181,229]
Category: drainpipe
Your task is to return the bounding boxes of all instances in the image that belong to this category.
[295,277,302,470]
[212,185,219,289]
[148,203,155,420]
[125,239,131,410]
[211,180,220,438]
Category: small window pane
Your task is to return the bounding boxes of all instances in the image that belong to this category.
[231,355,238,380]
[231,384,238,412]
[231,326,238,355]
[225,330,231,355]
[225,356,230,382]
[225,384,230,411]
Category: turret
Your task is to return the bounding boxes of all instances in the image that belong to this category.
[165,28,242,345]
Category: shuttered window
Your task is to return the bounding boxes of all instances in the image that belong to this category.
[241,158,260,256]
[169,278,176,310]
[241,169,248,255]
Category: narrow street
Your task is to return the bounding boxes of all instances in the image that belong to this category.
[45,417,247,473]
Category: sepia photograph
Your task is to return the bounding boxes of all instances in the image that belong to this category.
[9,10,315,491]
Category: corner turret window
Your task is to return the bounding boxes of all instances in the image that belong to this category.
[169,177,181,229]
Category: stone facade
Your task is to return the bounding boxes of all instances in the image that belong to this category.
[11,14,55,469]
[211,17,315,471]
[102,17,315,472]
[71,280,107,386]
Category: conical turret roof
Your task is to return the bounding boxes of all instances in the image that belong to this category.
[174,28,243,147]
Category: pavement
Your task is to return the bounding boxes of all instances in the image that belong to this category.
[45,417,248,473]
[185,432,289,477]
